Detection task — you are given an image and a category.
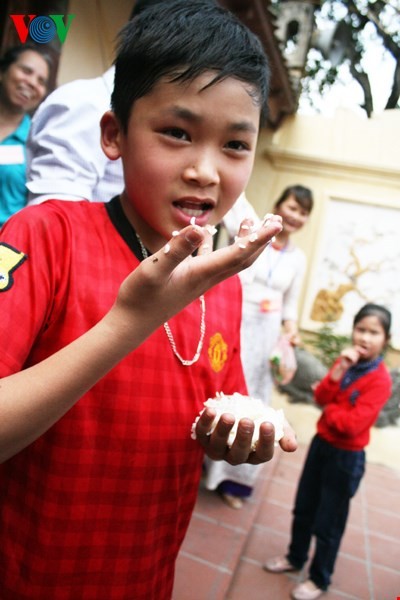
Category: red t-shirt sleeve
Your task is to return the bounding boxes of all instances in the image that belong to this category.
[0,204,69,375]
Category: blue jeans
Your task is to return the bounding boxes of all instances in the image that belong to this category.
[287,435,365,590]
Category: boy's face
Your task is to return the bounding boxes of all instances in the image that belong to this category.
[103,71,260,252]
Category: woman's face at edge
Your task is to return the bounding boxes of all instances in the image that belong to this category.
[274,194,310,236]
[0,50,49,113]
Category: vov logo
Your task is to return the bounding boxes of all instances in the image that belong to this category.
[10,14,75,44]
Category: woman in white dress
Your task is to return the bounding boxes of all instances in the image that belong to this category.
[205,185,314,508]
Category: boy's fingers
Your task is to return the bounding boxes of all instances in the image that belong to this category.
[143,215,282,283]
[224,417,255,464]
[208,413,236,459]
[233,215,282,249]
[214,216,282,275]
[195,410,236,460]
[235,217,258,239]
[196,227,214,256]
[251,421,275,462]
[278,420,298,453]
[195,407,217,438]
[144,225,206,272]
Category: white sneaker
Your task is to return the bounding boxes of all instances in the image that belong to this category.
[263,555,297,573]
[291,579,324,600]
[220,493,244,509]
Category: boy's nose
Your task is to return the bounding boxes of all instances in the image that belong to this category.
[183,155,220,187]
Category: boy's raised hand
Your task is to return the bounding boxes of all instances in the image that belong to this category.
[114,215,283,339]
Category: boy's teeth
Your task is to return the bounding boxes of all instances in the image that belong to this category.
[182,207,203,217]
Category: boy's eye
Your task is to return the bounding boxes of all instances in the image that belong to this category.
[225,140,249,151]
[162,128,189,141]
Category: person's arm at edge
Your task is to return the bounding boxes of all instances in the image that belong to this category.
[26,81,111,204]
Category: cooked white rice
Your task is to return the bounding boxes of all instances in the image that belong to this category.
[191,391,285,450]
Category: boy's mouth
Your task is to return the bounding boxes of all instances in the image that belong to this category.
[173,199,214,218]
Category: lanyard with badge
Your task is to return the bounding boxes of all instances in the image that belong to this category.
[259,243,287,313]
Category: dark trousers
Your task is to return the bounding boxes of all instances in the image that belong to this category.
[287,434,365,590]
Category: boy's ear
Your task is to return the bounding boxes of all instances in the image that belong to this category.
[100,111,123,160]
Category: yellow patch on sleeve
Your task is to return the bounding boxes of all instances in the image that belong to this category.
[0,243,27,292]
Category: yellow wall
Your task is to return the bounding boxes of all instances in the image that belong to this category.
[57,0,132,84]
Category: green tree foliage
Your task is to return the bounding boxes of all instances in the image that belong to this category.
[308,0,400,116]
[275,0,400,117]
[306,324,350,368]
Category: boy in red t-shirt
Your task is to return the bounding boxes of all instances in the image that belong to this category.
[0,2,296,598]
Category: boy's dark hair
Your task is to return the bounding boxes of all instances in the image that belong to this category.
[274,184,314,214]
[0,43,52,76]
[354,303,392,340]
[112,0,270,132]
[129,0,172,19]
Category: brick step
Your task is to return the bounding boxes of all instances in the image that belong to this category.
[172,452,282,599]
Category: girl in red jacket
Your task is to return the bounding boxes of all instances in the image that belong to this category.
[264,303,392,600]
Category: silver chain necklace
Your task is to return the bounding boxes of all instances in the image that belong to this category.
[135,232,206,366]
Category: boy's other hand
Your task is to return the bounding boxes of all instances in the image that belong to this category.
[195,409,297,465]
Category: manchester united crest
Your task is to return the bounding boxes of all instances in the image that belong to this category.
[208,332,228,373]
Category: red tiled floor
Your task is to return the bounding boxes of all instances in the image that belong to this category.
[172,441,400,600]
[369,532,400,572]
[251,500,293,535]
[366,506,400,538]
[364,484,400,513]
[172,552,232,600]
[180,511,247,573]
[364,463,400,494]
[226,560,296,600]
[330,554,372,598]
[371,564,400,600]
[237,521,290,565]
